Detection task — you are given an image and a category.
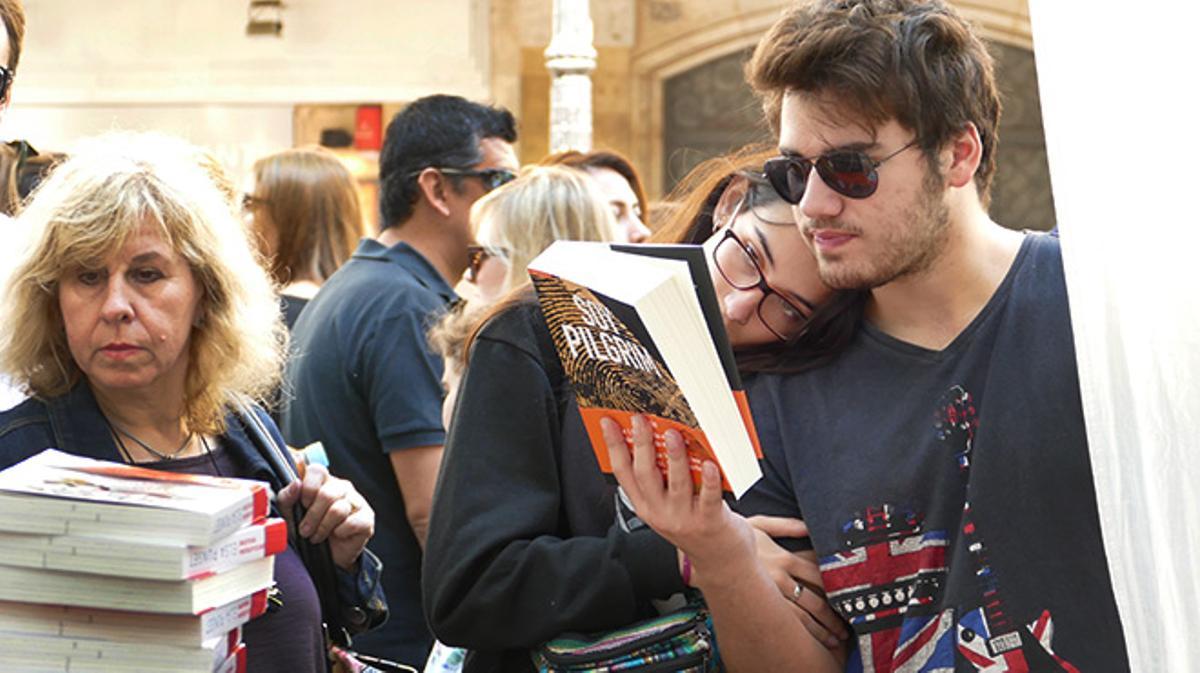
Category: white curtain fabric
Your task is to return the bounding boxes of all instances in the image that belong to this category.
[1028,3,1200,669]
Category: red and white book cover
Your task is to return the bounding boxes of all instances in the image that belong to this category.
[0,449,270,545]
[0,518,287,581]
[0,589,269,648]
[215,644,248,673]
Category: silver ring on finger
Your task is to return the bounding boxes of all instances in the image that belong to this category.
[792,582,804,603]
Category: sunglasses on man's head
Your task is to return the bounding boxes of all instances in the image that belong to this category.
[434,167,518,192]
[762,138,920,203]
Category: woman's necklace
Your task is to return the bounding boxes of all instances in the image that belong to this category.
[107,421,194,462]
[199,435,222,476]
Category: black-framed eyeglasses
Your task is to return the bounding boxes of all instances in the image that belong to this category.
[712,227,816,342]
[466,244,508,283]
[763,138,921,203]
[419,167,518,193]
[0,66,12,101]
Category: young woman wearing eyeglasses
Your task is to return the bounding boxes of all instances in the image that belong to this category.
[243,146,364,331]
[422,145,861,673]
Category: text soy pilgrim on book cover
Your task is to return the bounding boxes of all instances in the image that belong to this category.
[529,242,763,497]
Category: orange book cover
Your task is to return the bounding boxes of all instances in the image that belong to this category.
[531,245,762,493]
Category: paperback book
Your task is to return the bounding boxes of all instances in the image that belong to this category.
[528,241,763,497]
[0,625,242,672]
[0,589,269,648]
[0,449,271,545]
[0,517,287,581]
[0,555,276,613]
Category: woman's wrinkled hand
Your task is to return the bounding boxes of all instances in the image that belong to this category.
[277,462,374,571]
[748,516,849,649]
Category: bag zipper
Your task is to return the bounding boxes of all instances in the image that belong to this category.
[540,610,710,665]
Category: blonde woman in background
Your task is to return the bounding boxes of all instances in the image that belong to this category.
[244,146,362,329]
[463,164,619,304]
[430,165,618,429]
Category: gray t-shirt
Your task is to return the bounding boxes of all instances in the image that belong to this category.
[740,234,1128,672]
[282,238,455,666]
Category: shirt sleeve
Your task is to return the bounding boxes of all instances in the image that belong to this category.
[360,304,447,452]
[422,321,683,651]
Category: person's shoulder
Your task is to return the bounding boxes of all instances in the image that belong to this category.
[0,396,50,433]
[296,267,444,339]
[475,297,546,345]
[471,296,560,369]
[0,397,54,470]
[1011,231,1067,295]
[1025,229,1062,254]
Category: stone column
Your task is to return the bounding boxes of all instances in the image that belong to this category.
[545,0,597,153]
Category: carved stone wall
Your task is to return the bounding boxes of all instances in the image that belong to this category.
[990,43,1055,230]
[661,48,766,194]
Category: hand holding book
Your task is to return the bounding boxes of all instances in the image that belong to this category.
[604,414,850,656]
[602,414,755,584]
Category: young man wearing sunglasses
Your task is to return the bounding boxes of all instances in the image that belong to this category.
[281,94,518,667]
[607,1,1128,671]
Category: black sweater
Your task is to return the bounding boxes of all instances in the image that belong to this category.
[422,300,684,673]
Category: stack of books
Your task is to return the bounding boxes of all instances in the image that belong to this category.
[0,449,286,672]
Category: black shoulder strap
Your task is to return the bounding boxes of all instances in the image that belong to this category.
[231,397,352,647]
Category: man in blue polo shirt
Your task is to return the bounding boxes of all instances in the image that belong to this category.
[283,94,519,667]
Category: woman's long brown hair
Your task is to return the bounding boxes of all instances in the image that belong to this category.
[462,144,865,374]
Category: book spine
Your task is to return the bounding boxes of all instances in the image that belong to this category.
[732,390,764,460]
[212,485,270,541]
[186,518,287,580]
[198,588,269,641]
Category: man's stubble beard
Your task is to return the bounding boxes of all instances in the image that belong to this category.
[815,172,951,291]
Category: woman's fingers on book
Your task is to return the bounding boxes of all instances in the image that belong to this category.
[664,432,692,495]
[602,417,640,499]
[698,462,724,516]
[629,415,661,489]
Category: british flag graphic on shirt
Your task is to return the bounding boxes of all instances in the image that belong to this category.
[819,387,1082,672]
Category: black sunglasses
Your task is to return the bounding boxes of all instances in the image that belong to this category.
[426,167,517,192]
[763,138,920,202]
[0,66,11,101]
[466,244,508,283]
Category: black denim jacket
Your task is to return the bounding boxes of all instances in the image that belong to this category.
[0,383,387,635]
